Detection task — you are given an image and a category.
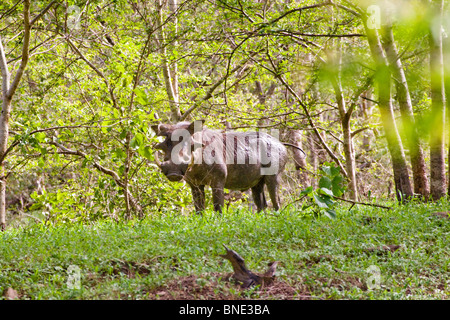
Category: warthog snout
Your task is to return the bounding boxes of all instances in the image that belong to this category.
[160,160,188,182]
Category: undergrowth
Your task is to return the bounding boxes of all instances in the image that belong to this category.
[1,198,450,300]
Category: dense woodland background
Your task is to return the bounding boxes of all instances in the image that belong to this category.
[0,0,449,228]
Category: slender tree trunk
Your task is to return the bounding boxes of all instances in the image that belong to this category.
[307,131,318,189]
[327,0,357,200]
[168,0,179,99]
[328,45,358,201]
[334,83,358,201]
[361,90,372,153]
[288,130,310,187]
[156,0,180,121]
[364,21,413,202]
[444,5,450,197]
[0,0,31,230]
[381,24,430,199]
[428,0,447,200]
[0,47,11,230]
[0,99,11,230]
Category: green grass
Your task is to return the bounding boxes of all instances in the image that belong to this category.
[1,199,450,299]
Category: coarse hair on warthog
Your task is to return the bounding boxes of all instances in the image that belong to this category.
[152,120,290,213]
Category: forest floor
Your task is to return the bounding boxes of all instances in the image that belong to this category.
[1,198,450,300]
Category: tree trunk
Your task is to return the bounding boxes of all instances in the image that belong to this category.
[0,0,31,230]
[327,45,358,201]
[334,84,358,201]
[429,0,447,200]
[168,0,179,99]
[288,130,310,187]
[360,90,372,153]
[364,21,413,202]
[381,24,430,199]
[156,0,180,121]
[307,131,318,189]
[445,6,450,197]
[0,100,11,230]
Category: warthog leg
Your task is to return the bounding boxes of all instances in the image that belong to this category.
[211,184,225,213]
[251,179,267,212]
[265,174,282,211]
[190,184,205,213]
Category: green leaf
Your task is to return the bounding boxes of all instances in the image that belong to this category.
[113,148,126,160]
[34,132,46,143]
[332,175,345,196]
[113,108,120,119]
[319,187,334,197]
[38,157,46,168]
[300,186,313,195]
[321,165,332,176]
[134,88,148,105]
[119,130,127,140]
[131,132,144,149]
[313,194,333,209]
[138,145,153,160]
[319,176,332,189]
[330,166,340,177]
[56,191,64,202]
[324,209,337,219]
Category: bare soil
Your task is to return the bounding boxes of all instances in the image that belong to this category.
[146,273,313,300]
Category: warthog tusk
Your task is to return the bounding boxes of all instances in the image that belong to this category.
[154,151,162,168]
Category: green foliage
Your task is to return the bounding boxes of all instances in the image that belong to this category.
[299,163,346,219]
[0,0,446,223]
[1,201,450,299]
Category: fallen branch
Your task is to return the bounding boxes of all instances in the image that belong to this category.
[332,196,392,210]
[220,244,278,288]
[283,194,392,212]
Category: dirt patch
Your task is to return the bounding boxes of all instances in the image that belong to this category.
[146,273,312,300]
[3,287,19,300]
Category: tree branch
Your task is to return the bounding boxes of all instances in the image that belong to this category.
[180,55,256,120]
[0,38,10,96]
[50,141,143,215]
[65,36,118,109]
[30,1,58,26]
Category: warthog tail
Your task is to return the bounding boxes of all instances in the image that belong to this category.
[282,143,307,158]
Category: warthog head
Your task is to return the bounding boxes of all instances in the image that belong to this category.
[151,121,201,182]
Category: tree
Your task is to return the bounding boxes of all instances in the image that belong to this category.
[380,22,430,199]
[362,6,413,202]
[156,0,181,121]
[327,42,358,201]
[428,0,447,200]
[0,0,56,230]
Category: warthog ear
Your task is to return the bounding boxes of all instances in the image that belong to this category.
[151,124,171,136]
[151,124,160,135]
[188,120,205,135]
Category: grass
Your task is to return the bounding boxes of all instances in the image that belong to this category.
[1,198,450,300]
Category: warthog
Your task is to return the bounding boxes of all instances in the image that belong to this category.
[152,121,289,213]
